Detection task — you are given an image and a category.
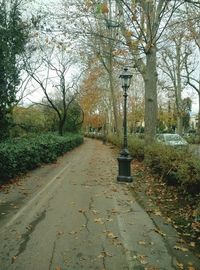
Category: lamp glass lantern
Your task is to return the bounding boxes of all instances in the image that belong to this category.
[119,67,133,88]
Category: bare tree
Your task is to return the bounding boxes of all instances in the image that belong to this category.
[23,46,81,135]
[159,30,191,135]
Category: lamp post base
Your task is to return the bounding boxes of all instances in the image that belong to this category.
[117,154,133,183]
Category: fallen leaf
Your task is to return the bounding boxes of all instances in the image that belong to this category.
[55,267,61,270]
[78,209,86,213]
[97,254,104,259]
[138,240,146,245]
[11,256,17,264]
[111,209,118,214]
[174,245,188,252]
[94,218,104,224]
[107,232,118,239]
[138,254,148,265]
[154,228,166,237]
[176,262,184,269]
[69,231,78,235]
[154,210,162,216]
[57,231,64,235]
[92,210,98,215]
[98,251,112,258]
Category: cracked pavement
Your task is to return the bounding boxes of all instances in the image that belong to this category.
[0,138,197,269]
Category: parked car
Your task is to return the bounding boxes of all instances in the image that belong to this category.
[156,133,188,149]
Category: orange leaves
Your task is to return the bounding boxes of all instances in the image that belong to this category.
[101,3,109,14]
[125,30,133,38]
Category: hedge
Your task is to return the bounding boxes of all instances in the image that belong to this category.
[0,133,83,182]
[102,133,200,194]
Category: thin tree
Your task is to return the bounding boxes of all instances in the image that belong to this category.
[24,46,81,136]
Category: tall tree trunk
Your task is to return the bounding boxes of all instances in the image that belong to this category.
[108,70,119,136]
[58,122,64,136]
[143,47,158,143]
[197,93,200,137]
[177,117,183,135]
[176,41,183,135]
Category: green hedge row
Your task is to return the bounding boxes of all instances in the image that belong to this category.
[0,133,83,182]
[106,134,200,194]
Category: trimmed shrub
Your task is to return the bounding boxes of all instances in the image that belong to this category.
[176,157,200,194]
[144,144,184,185]
[106,133,200,194]
[0,133,83,182]
[128,136,146,161]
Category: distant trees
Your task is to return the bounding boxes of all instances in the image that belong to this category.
[0,0,29,140]
[1,0,200,140]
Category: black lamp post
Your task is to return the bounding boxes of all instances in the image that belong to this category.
[117,67,133,183]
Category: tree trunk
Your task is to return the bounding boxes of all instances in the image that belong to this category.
[144,47,158,143]
[58,119,65,136]
[197,93,200,137]
[108,68,120,136]
[176,41,183,135]
[177,117,183,135]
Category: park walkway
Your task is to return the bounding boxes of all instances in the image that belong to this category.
[0,138,196,269]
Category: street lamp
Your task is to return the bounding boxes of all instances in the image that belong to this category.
[117,67,133,183]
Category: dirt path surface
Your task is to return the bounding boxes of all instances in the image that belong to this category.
[0,138,199,270]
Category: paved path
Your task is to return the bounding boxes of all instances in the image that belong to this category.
[0,139,190,269]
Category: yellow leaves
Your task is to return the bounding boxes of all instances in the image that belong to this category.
[55,267,61,270]
[125,30,133,38]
